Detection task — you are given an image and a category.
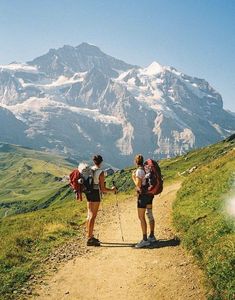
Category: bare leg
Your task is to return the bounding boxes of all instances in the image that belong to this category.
[146,204,155,236]
[138,208,147,239]
[86,202,90,234]
[87,202,100,239]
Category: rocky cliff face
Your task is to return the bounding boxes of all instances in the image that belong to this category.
[0,43,234,166]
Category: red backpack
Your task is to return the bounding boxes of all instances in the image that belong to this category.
[69,167,95,201]
[143,159,163,195]
[69,169,83,201]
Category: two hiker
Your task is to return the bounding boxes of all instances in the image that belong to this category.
[71,153,160,248]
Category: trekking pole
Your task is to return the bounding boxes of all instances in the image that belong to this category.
[112,181,124,242]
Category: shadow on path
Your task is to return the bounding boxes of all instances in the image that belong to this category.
[149,237,180,249]
[100,242,135,248]
[100,237,180,249]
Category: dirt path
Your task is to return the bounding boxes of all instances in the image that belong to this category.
[35,182,206,300]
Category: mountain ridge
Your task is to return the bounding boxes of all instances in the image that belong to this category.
[0,43,234,167]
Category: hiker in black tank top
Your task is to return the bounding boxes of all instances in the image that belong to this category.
[86,155,117,247]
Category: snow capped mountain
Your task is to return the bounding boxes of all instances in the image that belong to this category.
[0,43,234,166]
[27,43,136,78]
[142,61,165,75]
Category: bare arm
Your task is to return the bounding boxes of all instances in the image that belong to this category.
[99,171,116,193]
[132,171,142,191]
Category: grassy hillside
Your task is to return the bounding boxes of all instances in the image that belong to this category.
[0,144,88,299]
[0,143,74,217]
[173,140,235,299]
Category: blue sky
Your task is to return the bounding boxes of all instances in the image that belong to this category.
[0,0,234,111]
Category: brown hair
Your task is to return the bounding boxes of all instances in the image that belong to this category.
[93,154,103,166]
[135,154,144,166]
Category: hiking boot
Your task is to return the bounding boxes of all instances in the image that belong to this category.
[92,237,100,244]
[87,237,100,247]
[135,239,150,248]
[148,235,157,243]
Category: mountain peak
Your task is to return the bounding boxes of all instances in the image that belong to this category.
[143,61,164,75]
[75,42,102,55]
[76,42,99,48]
[28,43,136,78]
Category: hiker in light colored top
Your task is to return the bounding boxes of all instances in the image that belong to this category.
[86,155,116,247]
[132,154,157,248]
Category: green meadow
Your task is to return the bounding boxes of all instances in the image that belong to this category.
[173,142,235,299]
[0,144,86,299]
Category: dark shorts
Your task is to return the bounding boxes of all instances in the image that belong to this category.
[85,189,101,202]
[137,193,154,208]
